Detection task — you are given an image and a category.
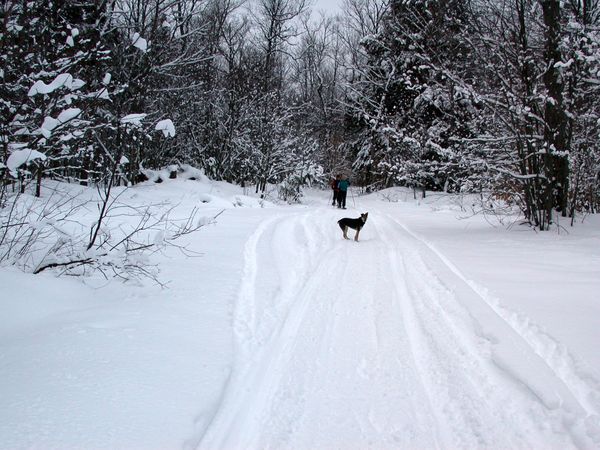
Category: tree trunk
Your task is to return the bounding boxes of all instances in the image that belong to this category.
[35,166,42,198]
[540,0,569,222]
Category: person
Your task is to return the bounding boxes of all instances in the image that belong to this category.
[330,174,340,206]
[337,176,350,209]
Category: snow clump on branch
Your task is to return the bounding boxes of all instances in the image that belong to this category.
[28,73,85,96]
[120,113,147,126]
[131,33,149,52]
[40,108,82,138]
[155,119,175,138]
[6,146,47,177]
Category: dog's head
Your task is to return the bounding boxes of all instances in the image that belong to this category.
[361,212,368,223]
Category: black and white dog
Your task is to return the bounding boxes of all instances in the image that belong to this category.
[337,212,368,241]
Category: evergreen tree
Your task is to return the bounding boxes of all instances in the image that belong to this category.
[347,0,479,192]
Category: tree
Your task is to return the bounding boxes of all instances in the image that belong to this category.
[345,0,479,192]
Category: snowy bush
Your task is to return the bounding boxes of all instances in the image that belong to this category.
[0,182,221,283]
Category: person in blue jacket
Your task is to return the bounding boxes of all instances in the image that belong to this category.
[337,177,350,209]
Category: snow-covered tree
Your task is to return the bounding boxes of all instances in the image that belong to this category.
[346,0,479,191]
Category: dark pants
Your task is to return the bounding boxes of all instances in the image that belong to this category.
[332,189,339,205]
[338,190,347,208]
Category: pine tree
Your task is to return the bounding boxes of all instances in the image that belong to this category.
[347,0,479,191]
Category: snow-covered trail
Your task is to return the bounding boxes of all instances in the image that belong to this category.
[196,207,594,449]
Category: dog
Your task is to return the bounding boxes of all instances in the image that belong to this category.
[338,212,368,242]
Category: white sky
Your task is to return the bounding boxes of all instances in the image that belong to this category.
[312,0,343,15]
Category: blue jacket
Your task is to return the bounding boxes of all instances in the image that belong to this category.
[338,179,350,191]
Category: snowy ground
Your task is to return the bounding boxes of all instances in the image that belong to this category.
[1,178,600,449]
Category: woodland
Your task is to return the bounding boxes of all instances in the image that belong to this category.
[2,0,599,233]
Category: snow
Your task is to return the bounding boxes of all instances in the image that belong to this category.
[131,33,149,52]
[40,108,81,138]
[6,148,47,175]
[70,78,86,90]
[155,118,176,137]
[28,73,73,96]
[7,22,23,32]
[555,59,574,69]
[1,181,599,449]
[27,73,85,96]
[95,87,110,100]
[180,164,210,182]
[120,113,147,126]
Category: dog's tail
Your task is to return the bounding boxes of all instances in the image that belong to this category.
[337,219,345,230]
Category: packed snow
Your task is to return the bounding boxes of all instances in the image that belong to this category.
[1,178,599,449]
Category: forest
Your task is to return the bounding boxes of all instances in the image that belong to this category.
[2,0,600,233]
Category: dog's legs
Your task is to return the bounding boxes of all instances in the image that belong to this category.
[354,228,360,242]
[343,226,349,240]
[338,221,347,239]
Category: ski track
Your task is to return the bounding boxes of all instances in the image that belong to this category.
[196,207,599,450]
